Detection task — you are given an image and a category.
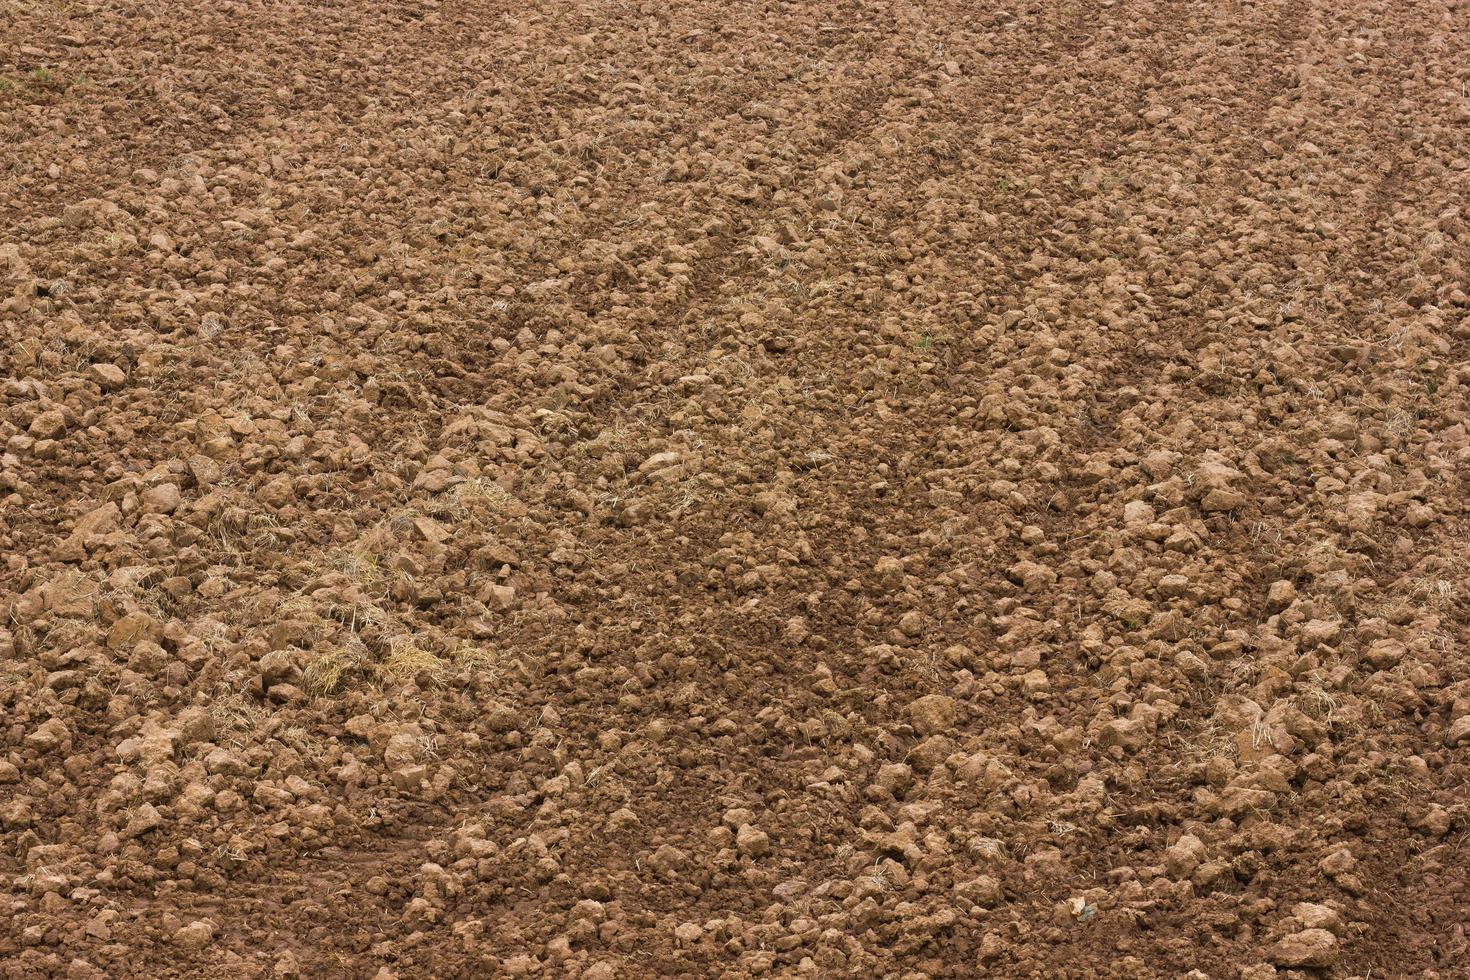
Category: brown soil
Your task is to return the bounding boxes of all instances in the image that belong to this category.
[3,0,1470,976]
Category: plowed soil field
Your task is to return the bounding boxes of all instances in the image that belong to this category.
[3,0,1470,976]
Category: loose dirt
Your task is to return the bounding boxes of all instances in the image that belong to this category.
[3,0,1469,976]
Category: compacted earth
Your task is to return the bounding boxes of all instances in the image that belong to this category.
[3,0,1470,976]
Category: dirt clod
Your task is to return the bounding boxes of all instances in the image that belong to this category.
[908,694,958,736]
[1270,928,1340,969]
